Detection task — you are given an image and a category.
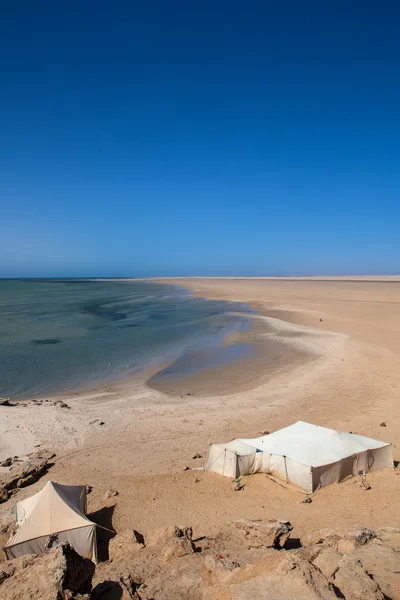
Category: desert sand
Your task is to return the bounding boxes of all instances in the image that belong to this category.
[1,277,399,556]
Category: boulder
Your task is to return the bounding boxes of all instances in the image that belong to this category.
[301,525,376,553]
[0,450,55,500]
[108,529,144,562]
[0,458,12,468]
[233,518,292,549]
[146,526,195,561]
[0,543,95,600]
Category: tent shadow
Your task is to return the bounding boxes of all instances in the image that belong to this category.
[88,505,116,562]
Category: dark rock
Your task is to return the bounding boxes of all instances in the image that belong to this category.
[302,495,312,504]
[0,489,9,504]
[53,400,71,409]
[0,458,12,468]
[0,398,13,407]
[192,453,202,459]
[380,422,386,427]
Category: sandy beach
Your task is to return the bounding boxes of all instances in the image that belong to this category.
[1,277,400,557]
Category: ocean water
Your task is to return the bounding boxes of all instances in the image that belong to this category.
[0,279,252,399]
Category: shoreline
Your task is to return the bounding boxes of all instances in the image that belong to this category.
[0,301,346,463]
[2,281,319,404]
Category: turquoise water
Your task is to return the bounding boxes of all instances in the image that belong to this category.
[0,279,252,398]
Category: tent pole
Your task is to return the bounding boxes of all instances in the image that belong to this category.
[284,456,289,483]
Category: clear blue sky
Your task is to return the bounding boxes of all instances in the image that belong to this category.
[1,1,399,277]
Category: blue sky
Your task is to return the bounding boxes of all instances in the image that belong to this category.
[1,1,399,276]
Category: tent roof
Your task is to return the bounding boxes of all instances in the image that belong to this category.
[211,439,260,456]
[6,481,95,548]
[241,421,390,468]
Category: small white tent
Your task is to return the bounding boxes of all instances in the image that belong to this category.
[4,481,97,562]
[204,421,393,492]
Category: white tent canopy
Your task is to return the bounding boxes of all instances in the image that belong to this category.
[204,421,393,492]
[4,481,97,562]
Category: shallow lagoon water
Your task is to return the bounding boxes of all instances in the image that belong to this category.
[0,279,253,398]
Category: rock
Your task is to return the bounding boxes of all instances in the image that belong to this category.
[311,546,342,579]
[53,400,70,409]
[301,526,376,553]
[89,419,104,426]
[0,450,55,498]
[301,495,312,503]
[202,554,241,587]
[233,519,293,549]
[259,430,270,435]
[108,529,145,562]
[85,485,92,494]
[0,398,12,407]
[232,482,243,491]
[203,552,339,600]
[375,526,400,549]
[355,538,400,599]
[0,458,12,468]
[0,489,9,504]
[183,466,190,471]
[192,453,202,459]
[146,526,195,561]
[360,477,371,490]
[103,488,118,500]
[331,554,384,599]
[0,543,95,600]
[380,422,386,427]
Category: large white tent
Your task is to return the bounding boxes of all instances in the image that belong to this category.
[204,421,393,492]
[4,481,97,562]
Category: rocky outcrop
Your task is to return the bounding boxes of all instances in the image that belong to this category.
[1,518,397,600]
[0,543,95,600]
[0,449,55,503]
[203,523,400,600]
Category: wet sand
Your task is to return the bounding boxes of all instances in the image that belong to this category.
[147,312,316,396]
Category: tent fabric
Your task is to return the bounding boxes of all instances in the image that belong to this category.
[204,421,393,492]
[4,481,97,562]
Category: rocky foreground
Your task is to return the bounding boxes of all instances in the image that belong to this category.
[1,518,399,599]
